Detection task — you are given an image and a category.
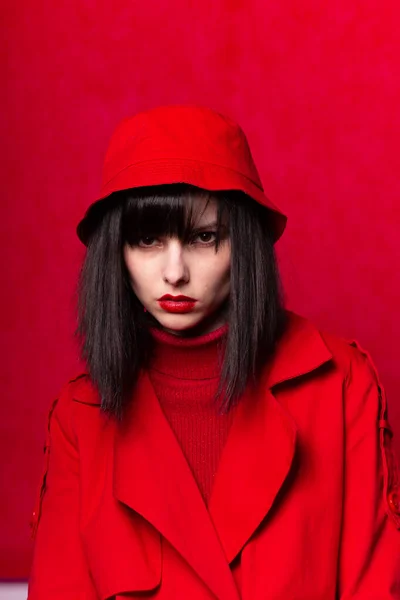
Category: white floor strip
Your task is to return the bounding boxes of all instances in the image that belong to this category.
[0,584,28,599]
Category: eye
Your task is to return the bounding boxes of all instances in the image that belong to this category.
[192,231,217,244]
[137,236,159,247]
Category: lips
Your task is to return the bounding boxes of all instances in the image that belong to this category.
[157,295,197,314]
[158,294,197,301]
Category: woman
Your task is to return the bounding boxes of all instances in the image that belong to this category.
[28,105,400,599]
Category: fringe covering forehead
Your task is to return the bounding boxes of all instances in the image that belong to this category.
[121,184,229,248]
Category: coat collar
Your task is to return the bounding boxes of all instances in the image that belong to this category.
[72,310,333,599]
[264,309,333,388]
[70,310,332,405]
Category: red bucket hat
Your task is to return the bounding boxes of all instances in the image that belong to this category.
[76,105,287,244]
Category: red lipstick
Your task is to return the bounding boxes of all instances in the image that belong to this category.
[157,294,197,313]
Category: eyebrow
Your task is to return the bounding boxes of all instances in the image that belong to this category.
[192,221,219,231]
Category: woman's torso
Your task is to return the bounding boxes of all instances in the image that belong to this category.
[28,310,400,599]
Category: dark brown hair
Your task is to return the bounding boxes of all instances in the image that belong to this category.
[75,184,287,420]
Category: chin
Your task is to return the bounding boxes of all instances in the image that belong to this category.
[153,307,226,337]
[157,314,201,332]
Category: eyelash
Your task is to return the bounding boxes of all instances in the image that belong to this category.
[137,232,218,248]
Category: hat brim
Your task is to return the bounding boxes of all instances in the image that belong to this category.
[76,158,287,245]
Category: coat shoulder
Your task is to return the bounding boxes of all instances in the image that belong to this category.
[286,310,381,384]
[62,372,102,406]
[48,373,102,439]
[320,331,382,392]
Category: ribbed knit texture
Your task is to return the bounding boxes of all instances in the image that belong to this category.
[148,323,235,505]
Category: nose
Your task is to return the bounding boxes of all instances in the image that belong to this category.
[162,239,189,286]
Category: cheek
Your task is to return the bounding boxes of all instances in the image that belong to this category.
[124,251,151,294]
[129,270,154,297]
[217,264,231,295]
[200,251,231,293]
[124,252,137,283]
[216,246,231,279]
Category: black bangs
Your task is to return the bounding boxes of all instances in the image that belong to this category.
[121,184,229,250]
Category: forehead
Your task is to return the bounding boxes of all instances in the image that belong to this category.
[189,194,218,222]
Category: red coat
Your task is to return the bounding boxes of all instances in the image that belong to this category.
[28,311,400,599]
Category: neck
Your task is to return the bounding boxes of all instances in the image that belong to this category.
[149,322,229,380]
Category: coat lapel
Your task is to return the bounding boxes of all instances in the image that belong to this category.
[208,383,297,563]
[113,371,240,600]
[208,311,333,563]
[81,310,332,597]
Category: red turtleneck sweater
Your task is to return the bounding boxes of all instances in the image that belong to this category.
[148,323,236,505]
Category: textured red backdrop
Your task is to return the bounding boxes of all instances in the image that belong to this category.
[2,0,400,580]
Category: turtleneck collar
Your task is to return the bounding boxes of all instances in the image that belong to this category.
[148,323,228,380]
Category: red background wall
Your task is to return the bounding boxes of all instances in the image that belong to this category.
[2,0,400,579]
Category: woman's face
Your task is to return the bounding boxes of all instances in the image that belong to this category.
[123,196,231,336]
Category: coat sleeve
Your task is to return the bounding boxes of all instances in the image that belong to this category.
[337,341,400,599]
[28,380,99,600]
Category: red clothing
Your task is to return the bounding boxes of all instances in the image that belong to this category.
[28,310,400,599]
[148,323,235,504]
